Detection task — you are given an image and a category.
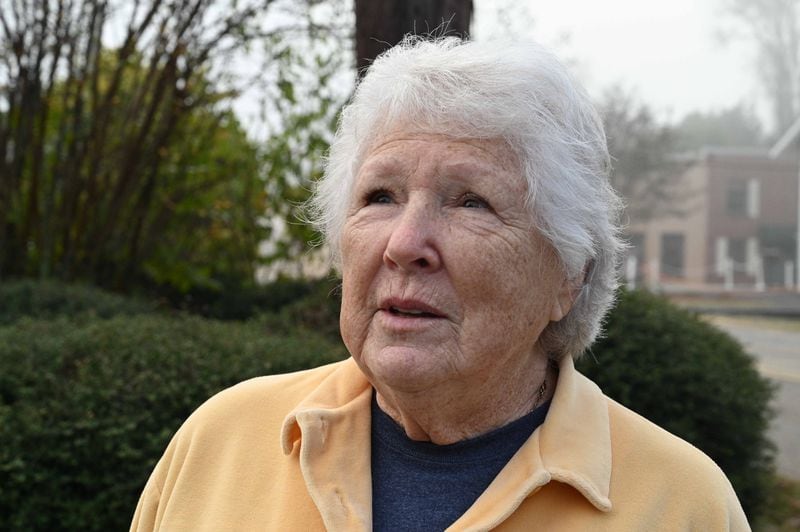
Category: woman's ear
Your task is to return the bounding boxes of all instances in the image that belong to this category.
[549,261,590,322]
[549,279,579,322]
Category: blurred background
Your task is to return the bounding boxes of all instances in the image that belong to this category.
[1,0,798,530]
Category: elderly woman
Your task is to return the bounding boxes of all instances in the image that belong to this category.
[132,38,748,531]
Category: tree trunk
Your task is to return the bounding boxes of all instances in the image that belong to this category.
[354,0,472,73]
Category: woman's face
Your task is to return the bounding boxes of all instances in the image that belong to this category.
[339,131,573,394]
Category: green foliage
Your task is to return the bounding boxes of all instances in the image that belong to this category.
[0,313,346,531]
[0,279,154,326]
[757,476,800,531]
[156,276,333,321]
[0,281,777,527]
[579,289,775,521]
[257,276,343,340]
[259,22,352,266]
[0,39,268,292]
[138,109,269,292]
[0,0,342,295]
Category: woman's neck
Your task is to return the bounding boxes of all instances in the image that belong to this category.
[373,359,557,445]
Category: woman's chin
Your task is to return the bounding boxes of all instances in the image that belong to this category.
[358,345,452,394]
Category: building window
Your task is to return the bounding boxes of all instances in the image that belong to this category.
[628,233,645,258]
[726,180,747,216]
[729,238,747,268]
[759,225,796,258]
[661,233,685,278]
[726,178,760,218]
[759,225,796,286]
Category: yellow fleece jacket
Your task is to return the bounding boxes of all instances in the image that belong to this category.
[131,356,750,531]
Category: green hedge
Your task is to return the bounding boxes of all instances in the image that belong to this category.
[153,276,336,320]
[0,279,154,325]
[0,314,346,531]
[257,277,342,340]
[0,281,777,527]
[579,289,775,522]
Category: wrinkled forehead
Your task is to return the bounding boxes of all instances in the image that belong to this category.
[369,129,518,168]
[355,117,524,180]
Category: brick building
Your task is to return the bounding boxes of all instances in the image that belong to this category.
[626,147,799,291]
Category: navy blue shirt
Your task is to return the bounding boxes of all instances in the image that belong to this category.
[370,393,550,531]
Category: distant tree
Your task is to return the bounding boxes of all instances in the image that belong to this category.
[0,0,339,291]
[137,108,266,293]
[0,0,279,289]
[719,0,800,135]
[354,0,473,72]
[598,87,685,222]
[674,104,764,150]
[260,31,350,274]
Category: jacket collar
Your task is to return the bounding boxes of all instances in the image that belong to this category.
[280,359,374,531]
[280,358,371,455]
[280,356,612,529]
[539,355,613,511]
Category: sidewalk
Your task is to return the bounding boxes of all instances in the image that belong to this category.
[665,290,800,318]
[705,315,800,481]
[659,287,800,480]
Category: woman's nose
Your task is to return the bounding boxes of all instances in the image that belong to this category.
[383,201,442,272]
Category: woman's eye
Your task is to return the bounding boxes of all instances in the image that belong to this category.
[366,189,393,205]
[462,195,489,209]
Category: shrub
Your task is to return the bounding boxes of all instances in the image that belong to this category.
[0,314,347,531]
[258,277,343,340]
[0,282,776,526]
[579,289,775,522]
[152,276,332,321]
[0,279,154,325]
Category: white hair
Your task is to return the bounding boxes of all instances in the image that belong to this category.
[309,36,624,360]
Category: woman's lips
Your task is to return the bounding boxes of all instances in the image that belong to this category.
[388,306,437,317]
[377,298,447,330]
[379,298,445,318]
[377,309,444,333]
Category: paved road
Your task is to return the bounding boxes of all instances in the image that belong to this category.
[706,316,800,480]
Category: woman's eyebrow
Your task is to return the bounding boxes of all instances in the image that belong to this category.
[359,154,413,180]
[439,159,498,177]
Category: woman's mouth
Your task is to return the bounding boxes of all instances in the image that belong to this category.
[381,297,445,318]
[388,306,439,318]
